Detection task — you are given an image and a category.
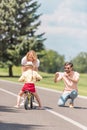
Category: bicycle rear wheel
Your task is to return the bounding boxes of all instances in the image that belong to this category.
[24,94,33,110]
[24,96,29,110]
[30,95,33,109]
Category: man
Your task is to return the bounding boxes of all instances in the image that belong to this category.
[54,62,80,108]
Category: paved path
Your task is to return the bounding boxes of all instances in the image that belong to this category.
[0,80,87,130]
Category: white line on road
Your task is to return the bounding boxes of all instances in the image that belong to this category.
[45,108,87,130]
[0,88,17,97]
[0,79,87,99]
[0,87,87,130]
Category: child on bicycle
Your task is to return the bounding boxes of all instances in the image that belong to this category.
[14,61,42,109]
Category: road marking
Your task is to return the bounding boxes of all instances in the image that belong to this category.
[0,79,87,99]
[0,88,17,97]
[0,87,87,130]
[45,108,87,130]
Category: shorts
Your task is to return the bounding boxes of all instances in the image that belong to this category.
[22,83,36,93]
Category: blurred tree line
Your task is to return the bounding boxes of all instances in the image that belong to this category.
[0,0,87,77]
[71,52,87,73]
[39,50,87,74]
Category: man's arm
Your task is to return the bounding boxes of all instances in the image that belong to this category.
[63,72,80,83]
[54,72,63,83]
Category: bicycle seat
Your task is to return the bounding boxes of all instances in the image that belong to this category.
[24,90,29,93]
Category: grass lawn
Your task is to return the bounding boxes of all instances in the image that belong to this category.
[0,66,87,96]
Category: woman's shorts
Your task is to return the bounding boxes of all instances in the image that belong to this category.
[22,83,36,93]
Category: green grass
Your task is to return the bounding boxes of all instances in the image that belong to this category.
[0,66,87,96]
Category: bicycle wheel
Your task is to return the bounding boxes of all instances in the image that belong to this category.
[30,94,34,109]
[24,93,33,110]
[24,96,29,110]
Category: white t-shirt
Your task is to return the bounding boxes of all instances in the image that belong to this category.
[21,56,40,68]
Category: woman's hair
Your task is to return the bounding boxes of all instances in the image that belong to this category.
[26,50,37,62]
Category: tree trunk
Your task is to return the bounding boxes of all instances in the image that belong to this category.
[8,65,13,77]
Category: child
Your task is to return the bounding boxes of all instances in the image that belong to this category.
[14,61,42,109]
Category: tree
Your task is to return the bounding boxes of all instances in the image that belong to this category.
[0,0,45,76]
[71,52,87,73]
[39,50,65,73]
[16,0,45,56]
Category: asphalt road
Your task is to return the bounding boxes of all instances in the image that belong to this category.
[0,80,87,130]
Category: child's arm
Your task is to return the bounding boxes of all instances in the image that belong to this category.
[36,73,42,81]
[18,75,25,82]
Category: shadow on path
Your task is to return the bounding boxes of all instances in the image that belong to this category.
[0,106,20,113]
[0,122,46,130]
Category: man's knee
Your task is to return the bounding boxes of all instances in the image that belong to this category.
[70,90,78,99]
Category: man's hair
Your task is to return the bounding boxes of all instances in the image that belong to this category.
[64,62,73,67]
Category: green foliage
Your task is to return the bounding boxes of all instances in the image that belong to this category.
[16,0,45,56]
[39,50,65,73]
[0,0,45,76]
[72,52,87,73]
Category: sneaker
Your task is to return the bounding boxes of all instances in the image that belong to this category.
[69,103,74,108]
[14,105,20,108]
[20,100,24,106]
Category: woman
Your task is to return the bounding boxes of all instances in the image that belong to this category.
[21,50,40,72]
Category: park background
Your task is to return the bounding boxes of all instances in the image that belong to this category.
[0,0,87,96]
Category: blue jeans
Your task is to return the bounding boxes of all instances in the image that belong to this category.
[58,90,78,106]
